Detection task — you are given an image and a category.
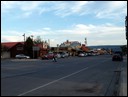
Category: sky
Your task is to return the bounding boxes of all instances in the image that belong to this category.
[1,1,127,47]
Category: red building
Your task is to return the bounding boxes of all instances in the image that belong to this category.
[34,43,49,58]
[1,42,49,58]
[1,42,24,58]
[81,44,90,52]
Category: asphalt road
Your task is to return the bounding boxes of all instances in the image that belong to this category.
[1,55,126,96]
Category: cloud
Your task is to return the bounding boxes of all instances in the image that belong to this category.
[1,1,45,11]
[1,30,26,42]
[1,1,47,17]
[1,23,126,46]
[1,1,20,9]
[20,1,45,11]
[20,11,33,18]
[95,1,127,19]
[1,1,127,46]
[58,24,126,46]
[1,1,127,19]
[1,1,93,17]
[1,35,23,42]
[54,1,93,17]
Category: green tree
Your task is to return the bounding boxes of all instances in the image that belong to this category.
[34,36,43,44]
[120,45,127,55]
[24,37,33,58]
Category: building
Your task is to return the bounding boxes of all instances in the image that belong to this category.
[60,40,81,48]
[1,41,49,58]
[59,40,82,56]
[34,42,49,58]
[59,40,91,56]
[81,44,90,52]
[1,42,24,58]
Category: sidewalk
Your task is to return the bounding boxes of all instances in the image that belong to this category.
[120,58,127,96]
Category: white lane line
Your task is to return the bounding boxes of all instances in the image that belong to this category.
[18,58,110,96]
[18,67,89,96]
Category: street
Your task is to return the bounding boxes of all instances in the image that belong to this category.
[1,55,127,96]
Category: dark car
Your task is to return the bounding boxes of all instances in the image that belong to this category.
[112,54,121,61]
[112,51,123,61]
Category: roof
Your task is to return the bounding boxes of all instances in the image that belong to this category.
[34,43,49,50]
[1,42,24,49]
[34,44,42,48]
[60,41,81,48]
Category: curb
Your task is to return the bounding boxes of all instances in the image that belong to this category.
[119,68,127,96]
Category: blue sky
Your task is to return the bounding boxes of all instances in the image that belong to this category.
[1,1,127,46]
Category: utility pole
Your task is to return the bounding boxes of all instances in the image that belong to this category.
[22,33,25,54]
[22,33,25,43]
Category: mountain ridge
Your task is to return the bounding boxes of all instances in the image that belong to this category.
[88,45,125,51]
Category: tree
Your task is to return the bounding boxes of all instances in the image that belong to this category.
[24,37,33,58]
[120,45,127,55]
[34,36,43,44]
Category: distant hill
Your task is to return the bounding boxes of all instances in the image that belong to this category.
[88,45,123,51]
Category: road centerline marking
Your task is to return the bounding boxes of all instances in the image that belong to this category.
[18,58,110,96]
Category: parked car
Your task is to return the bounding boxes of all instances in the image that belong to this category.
[112,54,123,61]
[87,52,93,56]
[60,53,66,58]
[42,53,54,59]
[84,53,88,56]
[55,53,61,58]
[64,52,69,57]
[78,53,85,57]
[15,54,30,59]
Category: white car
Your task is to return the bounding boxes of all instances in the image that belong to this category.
[78,53,85,57]
[55,53,61,58]
[16,54,30,59]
